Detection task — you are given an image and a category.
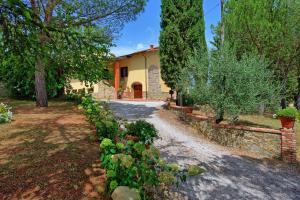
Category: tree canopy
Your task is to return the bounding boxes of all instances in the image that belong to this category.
[212,0,300,103]
[159,0,207,91]
[0,0,147,105]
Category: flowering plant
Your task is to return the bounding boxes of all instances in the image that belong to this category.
[0,103,13,123]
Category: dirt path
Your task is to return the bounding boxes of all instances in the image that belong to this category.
[108,100,300,200]
[0,100,106,200]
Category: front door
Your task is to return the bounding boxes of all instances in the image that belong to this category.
[133,84,143,99]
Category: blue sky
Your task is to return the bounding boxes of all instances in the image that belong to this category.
[111,0,221,56]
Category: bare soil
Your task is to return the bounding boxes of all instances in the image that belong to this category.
[0,99,107,200]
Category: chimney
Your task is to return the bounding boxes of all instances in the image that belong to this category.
[150,44,154,50]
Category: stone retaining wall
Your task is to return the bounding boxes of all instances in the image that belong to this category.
[185,114,282,159]
[170,104,297,163]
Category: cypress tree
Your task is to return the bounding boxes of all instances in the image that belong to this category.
[159,0,207,91]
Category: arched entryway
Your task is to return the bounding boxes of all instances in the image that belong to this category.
[132,82,143,99]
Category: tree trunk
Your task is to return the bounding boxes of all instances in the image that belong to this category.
[30,0,54,107]
[215,108,224,124]
[280,70,288,109]
[56,67,65,98]
[280,98,287,109]
[220,0,225,46]
[297,74,300,110]
[35,57,48,107]
[259,103,265,115]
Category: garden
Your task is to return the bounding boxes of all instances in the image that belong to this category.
[74,93,205,199]
[1,0,300,199]
[0,96,204,199]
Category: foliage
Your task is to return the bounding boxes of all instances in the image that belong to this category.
[100,140,158,193]
[76,94,205,199]
[80,95,119,141]
[66,90,87,104]
[286,71,298,102]
[186,45,280,123]
[176,93,194,106]
[159,0,207,90]
[0,103,13,123]
[126,120,158,145]
[0,0,147,105]
[212,0,300,102]
[100,138,204,198]
[276,107,299,119]
[187,165,205,177]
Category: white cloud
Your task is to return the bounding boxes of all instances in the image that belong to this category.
[136,43,145,50]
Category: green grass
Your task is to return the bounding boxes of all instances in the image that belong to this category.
[240,114,300,160]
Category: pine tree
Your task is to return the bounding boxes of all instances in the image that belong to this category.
[159,0,207,91]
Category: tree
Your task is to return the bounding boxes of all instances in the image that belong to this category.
[185,45,280,123]
[0,0,147,107]
[297,63,300,110]
[159,0,207,91]
[212,0,300,107]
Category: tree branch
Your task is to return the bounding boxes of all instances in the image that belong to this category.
[59,1,130,28]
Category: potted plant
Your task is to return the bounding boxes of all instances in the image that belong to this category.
[276,107,299,129]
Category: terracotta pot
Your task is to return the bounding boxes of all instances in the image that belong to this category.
[145,144,151,149]
[125,135,139,142]
[279,117,295,129]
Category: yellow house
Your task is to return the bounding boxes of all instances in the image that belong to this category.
[70,45,171,100]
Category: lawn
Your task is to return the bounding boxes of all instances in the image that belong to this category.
[0,99,106,200]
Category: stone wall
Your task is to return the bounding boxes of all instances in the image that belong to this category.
[186,116,282,158]
[170,105,297,163]
[95,81,115,99]
[148,65,162,99]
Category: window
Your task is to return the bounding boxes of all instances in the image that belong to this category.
[120,67,128,78]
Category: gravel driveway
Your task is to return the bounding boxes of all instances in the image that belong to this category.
[108,100,300,200]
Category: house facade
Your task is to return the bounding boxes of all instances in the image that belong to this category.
[70,46,171,100]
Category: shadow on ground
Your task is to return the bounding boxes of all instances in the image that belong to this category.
[107,101,159,120]
[158,139,300,200]
[0,100,107,200]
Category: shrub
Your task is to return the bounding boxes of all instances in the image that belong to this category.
[176,92,194,106]
[80,95,118,140]
[100,138,205,197]
[66,91,86,104]
[276,107,299,119]
[126,120,158,145]
[78,95,205,199]
[187,165,205,176]
[0,103,13,123]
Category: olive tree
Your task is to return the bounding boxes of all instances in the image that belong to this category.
[185,45,280,123]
